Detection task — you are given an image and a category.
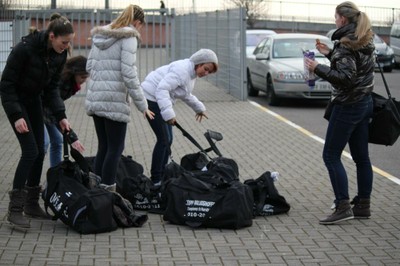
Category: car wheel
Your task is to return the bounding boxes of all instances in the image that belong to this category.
[247,71,259,97]
[266,75,280,106]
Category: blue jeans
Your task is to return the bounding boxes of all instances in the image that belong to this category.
[44,123,63,167]
[147,100,173,183]
[92,115,127,185]
[9,96,45,189]
[323,94,373,203]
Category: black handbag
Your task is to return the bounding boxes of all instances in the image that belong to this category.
[368,59,400,146]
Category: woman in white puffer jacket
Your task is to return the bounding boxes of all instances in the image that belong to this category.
[85,5,154,191]
[141,49,218,184]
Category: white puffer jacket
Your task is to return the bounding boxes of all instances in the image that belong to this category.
[141,59,205,121]
[85,24,148,123]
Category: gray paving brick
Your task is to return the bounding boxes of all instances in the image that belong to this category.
[0,78,399,265]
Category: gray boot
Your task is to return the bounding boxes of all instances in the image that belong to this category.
[23,185,50,219]
[319,199,354,225]
[351,196,371,219]
[8,189,30,228]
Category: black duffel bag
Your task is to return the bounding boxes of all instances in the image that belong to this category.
[244,171,290,216]
[163,171,254,229]
[43,158,118,234]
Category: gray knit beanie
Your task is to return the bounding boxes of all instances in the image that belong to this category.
[189,49,218,69]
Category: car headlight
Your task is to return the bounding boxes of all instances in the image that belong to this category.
[276,71,304,81]
[387,46,394,55]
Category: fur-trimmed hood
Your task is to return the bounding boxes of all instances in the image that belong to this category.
[331,23,374,53]
[90,24,141,50]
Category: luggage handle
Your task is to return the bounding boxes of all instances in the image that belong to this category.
[174,122,207,154]
[63,131,91,174]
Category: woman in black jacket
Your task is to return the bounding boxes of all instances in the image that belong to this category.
[305,1,375,225]
[0,13,75,228]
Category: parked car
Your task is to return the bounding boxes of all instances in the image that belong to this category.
[390,21,400,66]
[327,29,394,72]
[246,29,277,56]
[247,33,333,106]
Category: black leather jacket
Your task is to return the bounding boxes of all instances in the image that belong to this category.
[314,23,375,104]
[0,30,67,123]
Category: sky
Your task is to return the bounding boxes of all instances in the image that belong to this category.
[22,0,400,10]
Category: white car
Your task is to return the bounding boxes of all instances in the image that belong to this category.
[247,33,333,106]
[246,29,277,56]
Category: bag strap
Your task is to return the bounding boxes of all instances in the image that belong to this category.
[63,131,91,174]
[375,55,392,99]
[375,55,400,121]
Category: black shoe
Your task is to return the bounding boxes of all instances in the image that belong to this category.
[320,200,354,225]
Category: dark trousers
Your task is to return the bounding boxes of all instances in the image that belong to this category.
[323,94,373,202]
[147,100,173,183]
[9,96,45,189]
[93,115,127,185]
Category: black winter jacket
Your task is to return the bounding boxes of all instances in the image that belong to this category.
[314,23,375,104]
[0,30,67,123]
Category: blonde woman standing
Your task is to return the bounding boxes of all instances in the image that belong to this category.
[85,5,154,192]
[306,1,375,225]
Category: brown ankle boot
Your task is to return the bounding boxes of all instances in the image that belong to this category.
[320,199,354,225]
[8,189,30,228]
[351,196,371,219]
[23,186,50,219]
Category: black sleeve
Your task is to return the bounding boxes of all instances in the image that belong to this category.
[0,43,26,122]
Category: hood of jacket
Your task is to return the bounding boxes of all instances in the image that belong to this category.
[90,24,141,50]
[332,23,375,55]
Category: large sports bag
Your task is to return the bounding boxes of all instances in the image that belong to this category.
[163,171,254,229]
[43,158,118,234]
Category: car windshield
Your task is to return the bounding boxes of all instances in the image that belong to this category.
[247,33,272,46]
[273,38,326,58]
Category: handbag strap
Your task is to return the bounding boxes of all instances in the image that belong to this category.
[375,54,392,99]
[63,131,90,174]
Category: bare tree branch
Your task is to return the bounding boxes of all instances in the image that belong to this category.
[226,0,269,28]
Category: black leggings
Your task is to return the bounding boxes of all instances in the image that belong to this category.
[92,115,127,185]
[10,97,45,189]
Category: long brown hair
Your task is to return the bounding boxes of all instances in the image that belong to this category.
[111,5,145,29]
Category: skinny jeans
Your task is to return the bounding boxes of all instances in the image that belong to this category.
[147,100,173,183]
[323,94,373,203]
[44,122,63,167]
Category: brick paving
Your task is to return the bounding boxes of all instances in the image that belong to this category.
[0,79,399,265]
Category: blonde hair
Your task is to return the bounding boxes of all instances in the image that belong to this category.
[336,1,372,39]
[111,5,145,29]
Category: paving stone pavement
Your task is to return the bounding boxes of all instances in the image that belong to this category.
[0,79,399,266]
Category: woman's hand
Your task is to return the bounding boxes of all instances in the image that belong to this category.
[144,109,155,120]
[71,140,85,154]
[305,57,319,72]
[14,118,29,134]
[195,112,208,122]
[59,118,71,133]
[316,42,331,55]
[167,118,176,125]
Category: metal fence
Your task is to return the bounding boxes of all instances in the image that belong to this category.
[174,9,247,100]
[0,7,248,100]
